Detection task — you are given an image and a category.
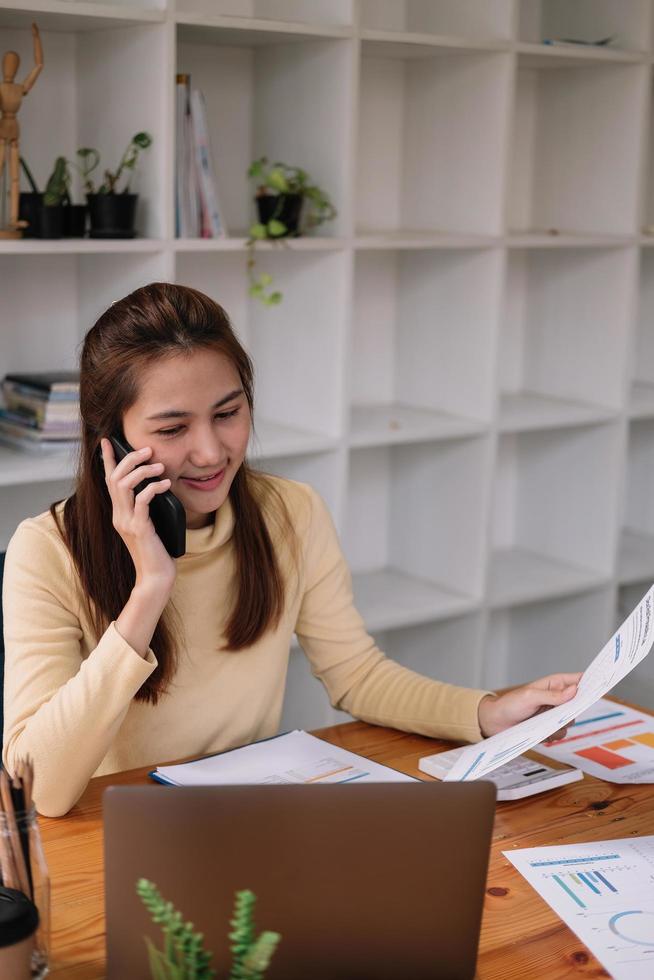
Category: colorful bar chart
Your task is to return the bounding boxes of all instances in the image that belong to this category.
[549,864,620,909]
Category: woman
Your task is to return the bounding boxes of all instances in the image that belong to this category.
[3,283,580,816]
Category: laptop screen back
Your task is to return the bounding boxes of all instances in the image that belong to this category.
[104,782,495,980]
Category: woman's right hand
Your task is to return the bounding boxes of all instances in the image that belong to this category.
[100,438,177,596]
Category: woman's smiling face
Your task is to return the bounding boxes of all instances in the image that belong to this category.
[122,348,251,529]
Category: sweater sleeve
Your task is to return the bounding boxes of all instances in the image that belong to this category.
[2,518,157,817]
[294,487,489,743]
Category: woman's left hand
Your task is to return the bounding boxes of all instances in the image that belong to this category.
[477,673,583,739]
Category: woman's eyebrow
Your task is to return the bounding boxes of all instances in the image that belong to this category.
[146,388,244,420]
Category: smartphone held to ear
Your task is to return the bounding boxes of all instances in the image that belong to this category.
[106,433,186,558]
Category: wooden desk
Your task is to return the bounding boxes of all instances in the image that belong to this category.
[42,709,654,979]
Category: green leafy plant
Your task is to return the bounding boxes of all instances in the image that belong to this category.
[43,156,70,207]
[137,879,281,980]
[246,156,337,306]
[80,132,153,195]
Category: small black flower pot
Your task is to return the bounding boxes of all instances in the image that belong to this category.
[87,192,138,239]
[64,204,88,238]
[18,192,43,238]
[39,204,65,239]
[256,192,303,236]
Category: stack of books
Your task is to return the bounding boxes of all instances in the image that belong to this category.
[176,73,227,239]
[0,371,81,452]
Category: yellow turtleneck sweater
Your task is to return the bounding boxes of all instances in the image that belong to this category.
[3,477,488,816]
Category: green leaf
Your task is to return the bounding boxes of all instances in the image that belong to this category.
[249,283,264,298]
[267,168,289,193]
[249,223,268,240]
[134,131,153,149]
[247,159,265,179]
[259,273,273,287]
[268,291,283,305]
[266,219,287,237]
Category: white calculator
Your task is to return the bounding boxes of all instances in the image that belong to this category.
[419,747,583,800]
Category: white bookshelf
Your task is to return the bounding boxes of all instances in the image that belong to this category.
[3,0,654,728]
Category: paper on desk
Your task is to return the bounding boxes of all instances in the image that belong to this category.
[504,836,654,980]
[444,584,654,782]
[536,697,654,783]
[152,730,417,786]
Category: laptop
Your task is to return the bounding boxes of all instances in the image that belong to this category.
[104,782,496,979]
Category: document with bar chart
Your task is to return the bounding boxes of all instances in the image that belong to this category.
[505,836,654,979]
[445,585,654,783]
[537,698,654,783]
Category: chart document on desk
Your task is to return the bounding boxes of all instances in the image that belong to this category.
[505,836,654,980]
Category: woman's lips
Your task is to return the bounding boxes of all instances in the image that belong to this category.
[179,469,226,492]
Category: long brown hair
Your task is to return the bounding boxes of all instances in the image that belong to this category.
[51,282,290,705]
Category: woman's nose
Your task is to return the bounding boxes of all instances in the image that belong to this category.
[188,428,224,467]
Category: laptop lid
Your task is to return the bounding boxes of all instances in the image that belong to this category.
[104,782,495,980]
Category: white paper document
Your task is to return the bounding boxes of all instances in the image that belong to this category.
[445,585,654,782]
[505,836,654,980]
[152,730,416,787]
[536,697,654,783]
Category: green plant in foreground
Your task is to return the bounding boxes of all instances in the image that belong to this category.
[137,879,281,980]
[246,156,337,306]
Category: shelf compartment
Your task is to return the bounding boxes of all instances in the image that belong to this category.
[357,45,512,236]
[250,419,338,458]
[498,391,617,433]
[176,0,352,30]
[350,403,485,449]
[515,42,645,69]
[352,249,502,427]
[483,587,615,690]
[372,612,485,690]
[176,16,351,46]
[251,450,342,526]
[177,27,352,240]
[624,419,654,550]
[174,237,346,252]
[359,0,514,41]
[0,239,165,256]
[352,568,478,632]
[618,529,654,585]
[5,18,168,240]
[360,32,509,59]
[0,445,76,488]
[629,381,654,419]
[354,231,498,250]
[488,547,609,608]
[516,0,650,55]
[509,59,646,235]
[500,248,636,413]
[632,250,654,402]
[345,439,491,601]
[492,427,621,584]
[507,232,636,247]
[0,2,163,31]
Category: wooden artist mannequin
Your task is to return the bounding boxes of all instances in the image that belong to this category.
[0,23,43,239]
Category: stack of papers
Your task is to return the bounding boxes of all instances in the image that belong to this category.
[150,730,416,787]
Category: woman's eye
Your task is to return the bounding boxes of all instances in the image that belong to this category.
[215,408,239,421]
[158,426,184,437]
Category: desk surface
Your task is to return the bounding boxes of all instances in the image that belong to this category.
[42,705,654,979]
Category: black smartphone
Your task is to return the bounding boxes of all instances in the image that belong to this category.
[106,432,186,559]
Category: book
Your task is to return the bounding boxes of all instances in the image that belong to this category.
[0,410,80,443]
[419,747,583,801]
[4,371,80,395]
[189,88,227,239]
[175,74,201,238]
[150,730,417,787]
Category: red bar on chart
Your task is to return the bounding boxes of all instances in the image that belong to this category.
[575,746,633,770]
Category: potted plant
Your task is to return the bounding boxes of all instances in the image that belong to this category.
[137,879,281,980]
[246,157,337,306]
[18,158,42,238]
[40,156,69,239]
[82,132,152,238]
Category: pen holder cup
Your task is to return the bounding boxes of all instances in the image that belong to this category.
[0,807,50,978]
